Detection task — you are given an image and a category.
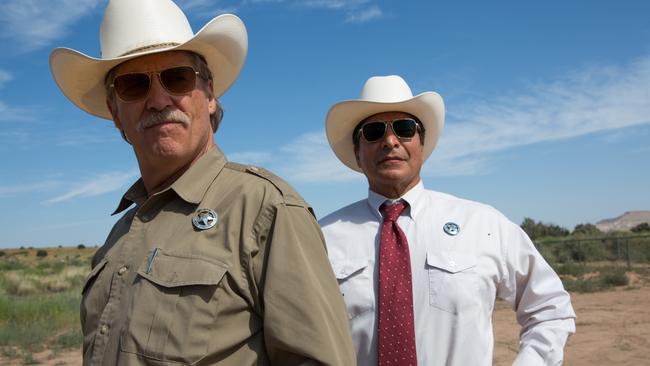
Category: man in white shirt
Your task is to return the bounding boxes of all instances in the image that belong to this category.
[319,75,576,366]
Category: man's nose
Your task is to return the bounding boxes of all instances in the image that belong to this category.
[381,125,400,147]
[144,74,174,111]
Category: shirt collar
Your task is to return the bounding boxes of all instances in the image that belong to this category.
[366,180,425,220]
[112,146,227,215]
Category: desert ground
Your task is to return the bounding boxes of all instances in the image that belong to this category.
[4,281,649,365]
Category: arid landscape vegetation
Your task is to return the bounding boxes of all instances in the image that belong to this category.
[1,232,649,365]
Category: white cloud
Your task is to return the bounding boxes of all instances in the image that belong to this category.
[0,101,33,122]
[0,181,60,197]
[345,5,382,23]
[43,169,138,204]
[229,55,650,182]
[423,55,650,176]
[227,151,274,165]
[176,0,240,16]
[277,131,361,182]
[0,0,102,51]
[0,70,13,88]
[302,0,383,22]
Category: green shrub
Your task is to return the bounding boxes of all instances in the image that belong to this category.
[36,250,48,258]
[0,251,6,257]
[77,244,86,249]
[631,222,650,233]
[0,291,81,349]
[599,267,629,288]
[55,330,83,349]
[554,262,589,277]
[562,278,598,293]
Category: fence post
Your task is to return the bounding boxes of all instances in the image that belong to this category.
[626,239,631,269]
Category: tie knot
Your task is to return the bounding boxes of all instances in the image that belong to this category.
[380,201,407,222]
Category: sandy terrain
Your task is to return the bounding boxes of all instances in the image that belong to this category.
[4,284,650,365]
[494,284,650,365]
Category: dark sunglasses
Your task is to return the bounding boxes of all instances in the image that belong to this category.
[358,118,421,142]
[110,66,202,102]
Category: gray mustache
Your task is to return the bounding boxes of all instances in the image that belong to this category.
[136,109,191,132]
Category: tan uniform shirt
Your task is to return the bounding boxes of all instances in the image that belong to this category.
[81,147,355,366]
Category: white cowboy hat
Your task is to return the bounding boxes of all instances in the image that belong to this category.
[325,75,445,172]
[49,0,247,120]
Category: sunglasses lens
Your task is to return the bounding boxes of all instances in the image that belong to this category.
[392,119,418,138]
[362,122,387,142]
[113,73,150,102]
[160,66,197,94]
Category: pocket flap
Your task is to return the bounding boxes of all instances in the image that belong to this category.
[331,258,369,280]
[137,250,228,288]
[426,251,476,273]
[81,257,108,294]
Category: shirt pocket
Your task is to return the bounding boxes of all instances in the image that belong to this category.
[331,258,374,319]
[426,251,479,316]
[120,250,228,364]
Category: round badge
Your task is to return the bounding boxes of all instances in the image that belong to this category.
[192,208,218,230]
[443,222,460,236]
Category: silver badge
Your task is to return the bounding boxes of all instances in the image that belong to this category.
[443,222,460,236]
[192,208,218,230]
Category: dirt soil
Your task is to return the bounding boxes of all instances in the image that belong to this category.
[3,285,650,365]
[494,285,650,365]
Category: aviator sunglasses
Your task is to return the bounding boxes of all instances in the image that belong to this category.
[110,66,204,102]
[358,118,421,142]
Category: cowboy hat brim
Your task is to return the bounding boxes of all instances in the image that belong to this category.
[49,14,247,120]
[325,92,445,172]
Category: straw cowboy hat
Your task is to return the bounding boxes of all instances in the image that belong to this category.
[49,0,248,120]
[325,75,445,172]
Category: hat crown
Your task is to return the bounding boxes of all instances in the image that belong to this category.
[358,75,414,103]
[100,0,193,59]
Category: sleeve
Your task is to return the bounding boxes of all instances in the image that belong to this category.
[254,203,356,366]
[497,221,576,366]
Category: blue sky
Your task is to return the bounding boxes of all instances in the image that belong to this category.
[0,0,649,248]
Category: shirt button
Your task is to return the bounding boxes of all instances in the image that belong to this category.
[99,324,109,335]
[118,266,128,276]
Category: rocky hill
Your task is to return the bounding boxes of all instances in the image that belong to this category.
[596,211,650,232]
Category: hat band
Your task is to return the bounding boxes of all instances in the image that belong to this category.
[119,42,182,57]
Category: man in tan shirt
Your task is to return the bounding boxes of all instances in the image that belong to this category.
[49,1,355,365]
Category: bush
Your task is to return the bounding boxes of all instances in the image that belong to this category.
[55,330,82,349]
[562,278,598,293]
[554,262,589,277]
[572,223,602,236]
[0,251,5,257]
[77,244,86,249]
[36,250,47,258]
[600,267,629,288]
[521,217,570,240]
[631,222,650,233]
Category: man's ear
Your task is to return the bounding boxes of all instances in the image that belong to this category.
[205,79,217,115]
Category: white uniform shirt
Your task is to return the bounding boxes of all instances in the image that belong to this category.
[319,181,576,366]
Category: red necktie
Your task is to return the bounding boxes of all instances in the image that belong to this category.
[378,201,417,366]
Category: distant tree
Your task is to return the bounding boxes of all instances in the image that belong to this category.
[19,246,25,250]
[572,223,602,236]
[36,249,48,257]
[77,244,86,249]
[0,250,6,257]
[521,217,570,240]
[58,245,63,248]
[631,222,650,233]
[521,217,537,238]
